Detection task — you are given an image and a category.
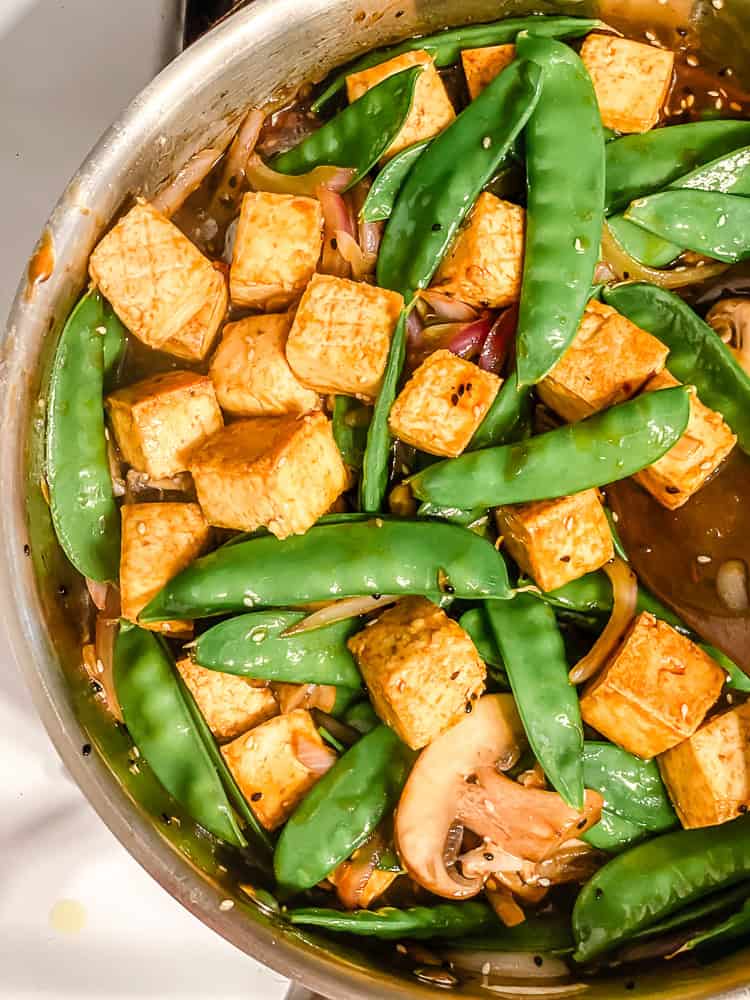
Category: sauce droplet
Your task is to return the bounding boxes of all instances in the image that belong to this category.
[25,229,55,300]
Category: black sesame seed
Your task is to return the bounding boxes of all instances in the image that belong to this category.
[739,804,748,814]
[395,9,405,16]
[577,818,587,829]
[466,773,478,784]
[91,680,103,695]
[432,222,443,232]
[81,743,92,757]
[58,584,68,597]
[330,237,338,250]
[625,981,636,991]
[251,792,263,802]
[228,175,238,188]
[443,584,455,595]
[483,852,494,861]
[560,555,571,563]
[465,701,473,713]
[458,384,466,396]
[666,486,681,495]
[451,393,460,406]
[23,543,31,557]
[677,26,688,36]
[466,383,473,392]
[161,813,172,825]
[595,887,604,900]
[534,956,544,968]
[373,593,382,600]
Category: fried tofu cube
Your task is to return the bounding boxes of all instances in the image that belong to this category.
[389,350,501,457]
[538,300,669,423]
[580,612,725,759]
[89,201,227,358]
[581,34,675,134]
[230,192,324,310]
[176,658,278,742]
[432,192,525,309]
[348,597,486,750]
[634,371,737,510]
[107,371,223,479]
[209,313,320,417]
[346,50,455,160]
[190,411,348,539]
[496,490,614,593]
[461,44,516,99]
[221,709,328,829]
[658,702,750,829]
[286,274,404,402]
[119,502,211,635]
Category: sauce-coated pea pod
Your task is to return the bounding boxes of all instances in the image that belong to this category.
[273,67,421,185]
[633,883,750,943]
[332,395,370,470]
[311,15,604,110]
[469,372,533,451]
[113,622,246,848]
[288,901,496,939]
[46,290,126,582]
[514,34,604,387]
[343,700,380,734]
[583,810,650,854]
[604,283,750,452]
[274,725,413,892]
[485,595,584,809]
[194,611,362,687]
[411,387,691,508]
[581,742,676,832]
[444,913,574,955]
[572,815,750,962]
[359,140,429,223]
[664,895,750,955]
[140,519,511,622]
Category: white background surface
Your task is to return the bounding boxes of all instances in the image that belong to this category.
[0,3,291,996]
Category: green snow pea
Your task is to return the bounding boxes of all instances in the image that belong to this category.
[46,290,126,582]
[572,814,750,962]
[625,190,750,264]
[113,623,245,847]
[705,643,750,693]
[606,214,682,269]
[604,283,750,453]
[666,895,750,955]
[485,595,583,809]
[288,902,496,939]
[445,913,574,955]
[343,700,380,734]
[633,883,750,942]
[514,34,604,387]
[581,742,676,832]
[583,810,650,854]
[141,519,511,621]
[470,372,533,450]
[274,725,412,892]
[194,611,362,687]
[411,387,691,508]
[332,395,370,469]
[459,608,504,668]
[377,58,542,298]
[417,502,488,528]
[273,67,421,185]
[312,15,603,110]
[359,140,429,223]
[605,120,750,214]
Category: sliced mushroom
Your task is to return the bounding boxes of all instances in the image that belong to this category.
[706,297,750,374]
[394,694,603,900]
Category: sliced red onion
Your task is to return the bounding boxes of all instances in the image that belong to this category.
[282,594,399,635]
[447,316,493,360]
[86,577,109,611]
[317,184,356,278]
[479,306,518,374]
[292,734,338,776]
[336,229,376,280]
[569,557,637,685]
[152,147,223,218]
[420,290,479,323]
[211,108,264,213]
[246,153,355,196]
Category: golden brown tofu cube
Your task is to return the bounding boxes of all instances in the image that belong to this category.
[538,300,669,423]
[119,503,211,635]
[658,702,750,829]
[432,192,525,309]
[190,411,348,539]
[580,612,725,759]
[348,597,486,750]
[159,268,229,362]
[461,44,516,100]
[286,274,404,402]
[176,658,278,742]
[581,34,675,134]
[209,313,320,417]
[107,371,224,479]
[89,201,226,356]
[221,709,328,829]
[346,50,455,160]
[230,191,324,309]
[496,490,614,593]
[634,371,736,510]
[389,350,501,457]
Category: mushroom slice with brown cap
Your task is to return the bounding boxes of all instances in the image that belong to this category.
[394,694,602,900]
[706,297,750,375]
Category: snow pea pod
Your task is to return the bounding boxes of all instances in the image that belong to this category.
[581,742,676,832]
[343,700,380,734]
[312,15,603,110]
[274,725,412,892]
[46,290,125,582]
[445,913,574,955]
[632,883,750,942]
[411,387,691,508]
[360,140,429,223]
[514,34,604,387]
[572,814,750,962]
[113,623,245,847]
[583,810,650,854]
[194,611,362,687]
[332,395,369,469]
[273,67,421,185]
[604,282,750,453]
[288,901,496,939]
[664,895,750,955]
[485,595,583,809]
[417,503,488,528]
[469,372,533,450]
[140,519,511,622]
[377,57,542,298]
[705,643,750,693]
[459,608,504,668]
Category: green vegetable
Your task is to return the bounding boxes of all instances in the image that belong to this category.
[343,700,380,734]
[113,623,245,848]
[332,395,370,469]
[274,725,412,892]
[606,214,682,269]
[311,15,603,110]
[377,57,542,298]
[141,519,511,621]
[273,67,422,184]
[572,815,750,962]
[583,809,650,854]
[46,290,125,582]
[288,902,496,939]
[603,283,750,453]
[539,569,687,630]
[459,608,504,668]
[417,502,488,528]
[581,742,676,832]
[705,643,750,693]
[633,883,750,941]
[444,913,574,954]
[679,898,750,955]
[514,34,604,386]
[411,387,691,508]
[359,140,429,223]
[194,611,362,687]
[485,595,584,809]
[470,372,533,450]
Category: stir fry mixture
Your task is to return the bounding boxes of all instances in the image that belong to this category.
[45,12,750,990]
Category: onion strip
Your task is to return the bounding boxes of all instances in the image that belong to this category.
[292,734,338,775]
[569,557,637,685]
[281,594,399,636]
[419,289,479,322]
[601,223,728,289]
[209,108,264,214]
[151,147,223,217]
[246,153,355,196]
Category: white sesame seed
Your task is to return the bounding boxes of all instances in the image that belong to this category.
[712,0,724,9]
[716,97,725,110]
[481,962,491,977]
[482,136,491,149]
[697,555,712,564]
[136,521,147,535]
[681,703,689,719]
[219,899,234,912]
[686,54,700,66]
